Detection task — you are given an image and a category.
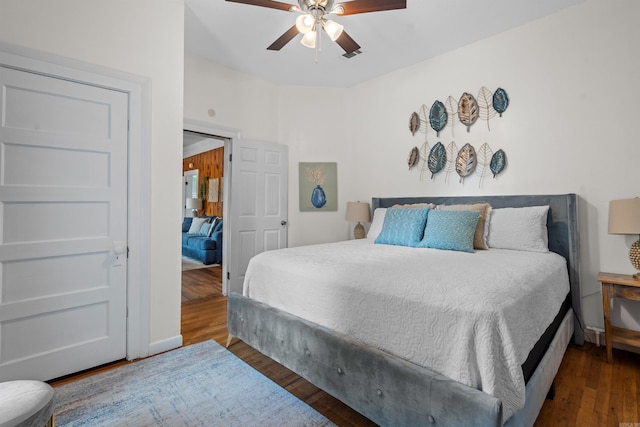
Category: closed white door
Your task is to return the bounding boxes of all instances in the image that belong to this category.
[0,65,128,381]
[228,140,288,294]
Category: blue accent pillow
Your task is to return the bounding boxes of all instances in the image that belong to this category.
[207,217,220,237]
[374,207,430,247]
[182,217,193,233]
[417,210,481,252]
[199,222,212,236]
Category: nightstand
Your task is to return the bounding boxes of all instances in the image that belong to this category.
[598,272,640,363]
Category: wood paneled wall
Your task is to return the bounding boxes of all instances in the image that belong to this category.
[183,147,224,218]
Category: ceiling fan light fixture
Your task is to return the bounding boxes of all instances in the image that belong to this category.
[295,14,315,34]
[330,5,344,15]
[300,30,317,48]
[323,19,343,41]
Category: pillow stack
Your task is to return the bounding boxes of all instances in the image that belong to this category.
[370,202,550,253]
[185,216,220,237]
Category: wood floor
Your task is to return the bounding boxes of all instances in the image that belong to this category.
[52,265,640,426]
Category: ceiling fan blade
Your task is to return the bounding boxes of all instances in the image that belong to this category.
[335,30,361,54]
[338,0,406,15]
[225,0,294,12]
[267,25,299,50]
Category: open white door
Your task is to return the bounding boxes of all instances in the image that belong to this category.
[227,140,288,294]
[0,65,128,381]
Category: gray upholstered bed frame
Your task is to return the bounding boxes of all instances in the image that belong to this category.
[228,194,582,426]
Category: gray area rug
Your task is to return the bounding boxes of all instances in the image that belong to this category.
[54,340,335,426]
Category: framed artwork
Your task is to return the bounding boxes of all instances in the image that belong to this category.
[208,178,219,202]
[299,162,337,211]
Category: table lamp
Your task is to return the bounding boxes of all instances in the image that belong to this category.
[345,201,371,239]
[608,198,640,278]
[186,198,202,217]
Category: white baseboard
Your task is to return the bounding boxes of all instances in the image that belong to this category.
[148,335,183,356]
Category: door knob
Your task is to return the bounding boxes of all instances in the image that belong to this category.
[281,220,287,226]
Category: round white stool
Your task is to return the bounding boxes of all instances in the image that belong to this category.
[0,380,55,427]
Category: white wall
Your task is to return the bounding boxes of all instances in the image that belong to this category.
[0,0,185,349]
[276,86,351,247]
[345,0,640,332]
[184,54,278,142]
[184,55,351,247]
[185,0,640,337]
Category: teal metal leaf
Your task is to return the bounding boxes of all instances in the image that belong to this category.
[429,101,448,137]
[427,142,446,179]
[492,88,509,117]
[490,149,506,178]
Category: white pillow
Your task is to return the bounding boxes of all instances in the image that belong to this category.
[487,206,550,252]
[366,208,387,240]
[188,217,208,235]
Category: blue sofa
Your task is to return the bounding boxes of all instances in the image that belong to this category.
[181,216,223,265]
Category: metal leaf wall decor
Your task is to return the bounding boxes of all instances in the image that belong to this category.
[444,140,459,182]
[427,142,447,179]
[458,93,479,132]
[490,149,507,177]
[445,96,458,136]
[429,101,448,137]
[418,140,431,181]
[455,143,477,183]
[475,142,493,187]
[409,112,421,135]
[492,88,509,117]
[477,87,496,131]
[407,146,420,169]
[406,87,510,185]
[419,104,430,136]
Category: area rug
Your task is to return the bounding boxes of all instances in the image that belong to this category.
[181,256,218,271]
[54,340,336,427]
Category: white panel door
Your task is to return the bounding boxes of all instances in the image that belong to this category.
[0,66,128,381]
[228,140,288,294]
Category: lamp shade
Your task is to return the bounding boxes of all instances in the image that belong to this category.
[300,30,317,48]
[608,198,640,234]
[345,201,371,223]
[186,198,202,210]
[323,19,344,41]
[296,14,315,34]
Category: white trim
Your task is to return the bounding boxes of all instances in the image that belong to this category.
[148,335,184,356]
[0,42,152,360]
[183,137,225,158]
[183,119,239,295]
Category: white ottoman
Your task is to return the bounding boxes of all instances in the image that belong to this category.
[0,380,54,427]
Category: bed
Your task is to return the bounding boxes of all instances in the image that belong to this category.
[228,194,582,426]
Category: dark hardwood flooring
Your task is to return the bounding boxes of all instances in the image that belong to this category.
[51,265,640,426]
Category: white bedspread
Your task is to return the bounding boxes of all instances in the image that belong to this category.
[243,240,570,421]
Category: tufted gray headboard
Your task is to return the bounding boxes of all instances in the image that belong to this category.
[372,193,583,345]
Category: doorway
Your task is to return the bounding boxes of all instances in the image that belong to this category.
[181,128,228,311]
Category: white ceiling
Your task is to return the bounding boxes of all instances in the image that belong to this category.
[185,0,583,88]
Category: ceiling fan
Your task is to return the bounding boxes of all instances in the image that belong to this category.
[226,0,407,56]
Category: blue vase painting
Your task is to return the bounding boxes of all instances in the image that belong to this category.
[299,162,337,211]
[311,185,327,208]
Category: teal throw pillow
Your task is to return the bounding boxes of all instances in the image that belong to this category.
[374,207,430,247]
[418,209,480,253]
[199,222,212,236]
